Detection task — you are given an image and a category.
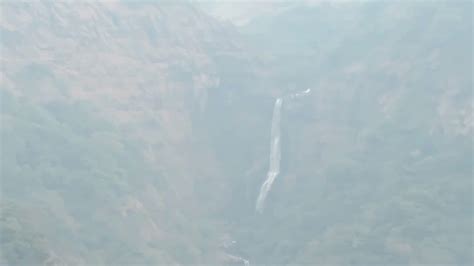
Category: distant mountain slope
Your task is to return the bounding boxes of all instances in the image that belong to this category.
[209,1,472,265]
[1,1,472,265]
[0,1,252,265]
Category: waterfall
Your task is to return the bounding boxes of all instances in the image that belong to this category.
[256,98,283,213]
[226,253,250,266]
[289,88,311,99]
[255,89,311,213]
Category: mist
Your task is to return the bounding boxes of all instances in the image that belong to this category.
[1,1,472,265]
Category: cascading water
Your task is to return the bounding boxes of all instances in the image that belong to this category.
[255,89,311,213]
[256,98,283,213]
[290,88,311,99]
[226,253,250,266]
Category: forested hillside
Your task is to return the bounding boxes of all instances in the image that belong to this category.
[1,1,472,265]
[0,1,251,264]
[215,1,473,264]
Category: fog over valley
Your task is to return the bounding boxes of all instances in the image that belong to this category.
[0,1,472,265]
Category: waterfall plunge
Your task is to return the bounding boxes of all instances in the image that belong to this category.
[256,98,283,213]
[255,89,311,213]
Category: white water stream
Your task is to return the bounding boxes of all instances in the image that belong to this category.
[255,89,311,213]
[256,98,283,213]
[226,253,250,266]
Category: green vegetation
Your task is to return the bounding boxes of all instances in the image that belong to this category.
[1,1,472,265]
